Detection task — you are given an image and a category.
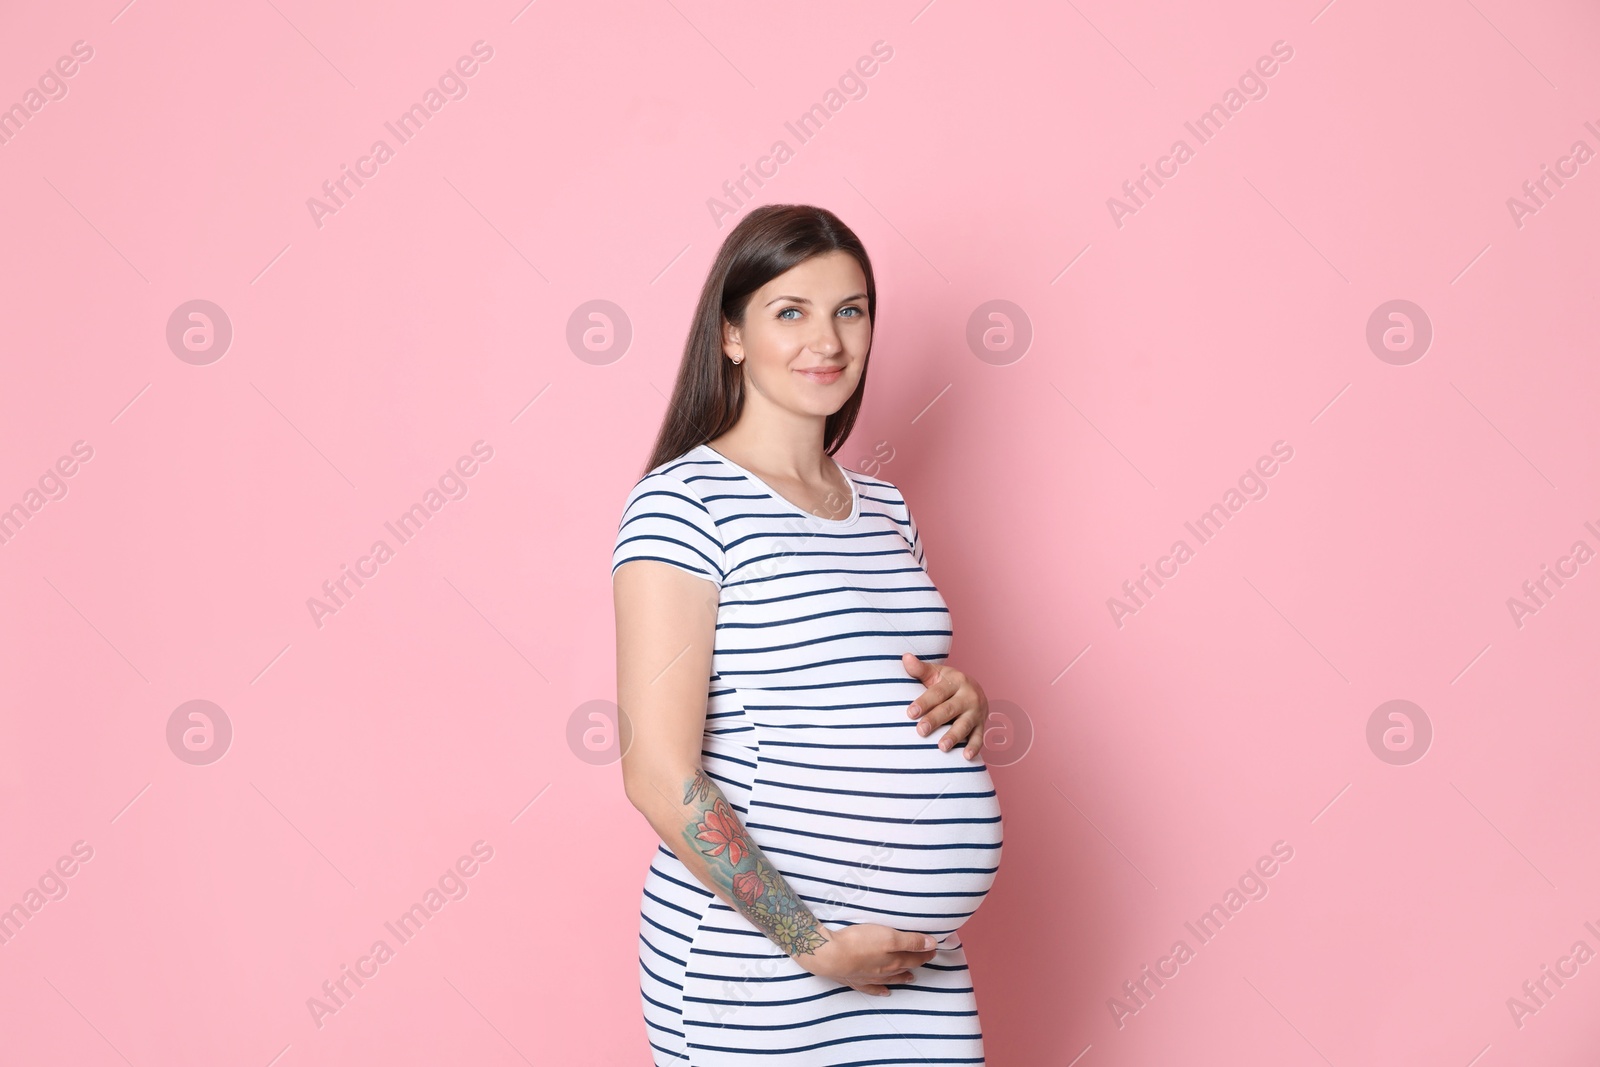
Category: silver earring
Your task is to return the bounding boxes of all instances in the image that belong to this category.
[731,355,744,364]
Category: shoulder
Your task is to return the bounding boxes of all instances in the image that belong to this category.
[618,452,714,513]
[850,467,927,566]
[613,452,727,585]
[848,466,913,514]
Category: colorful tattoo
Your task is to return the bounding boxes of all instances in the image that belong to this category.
[680,769,828,957]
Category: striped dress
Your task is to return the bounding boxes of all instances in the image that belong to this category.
[611,443,1003,1066]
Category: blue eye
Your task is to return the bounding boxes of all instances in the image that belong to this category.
[779,305,863,320]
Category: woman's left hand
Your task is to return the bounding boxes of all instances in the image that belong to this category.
[901,652,988,760]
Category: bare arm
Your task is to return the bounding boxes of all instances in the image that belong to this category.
[613,559,827,958]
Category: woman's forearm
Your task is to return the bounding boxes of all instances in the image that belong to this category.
[632,766,828,959]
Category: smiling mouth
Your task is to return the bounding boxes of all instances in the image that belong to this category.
[796,367,844,383]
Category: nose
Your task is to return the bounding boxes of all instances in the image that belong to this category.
[808,321,844,356]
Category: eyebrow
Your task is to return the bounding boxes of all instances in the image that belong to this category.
[765,292,868,307]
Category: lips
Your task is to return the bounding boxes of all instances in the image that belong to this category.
[796,367,844,384]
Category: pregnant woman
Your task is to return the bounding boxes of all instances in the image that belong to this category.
[612,204,1003,1065]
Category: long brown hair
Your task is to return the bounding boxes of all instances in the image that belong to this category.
[642,204,877,476]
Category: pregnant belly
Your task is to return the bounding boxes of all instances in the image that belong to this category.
[741,722,1004,939]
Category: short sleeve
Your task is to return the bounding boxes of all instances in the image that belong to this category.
[902,489,928,574]
[611,471,726,587]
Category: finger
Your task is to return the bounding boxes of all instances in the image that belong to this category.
[934,710,966,751]
[912,700,964,729]
[906,666,956,719]
[888,949,939,969]
[930,707,979,748]
[900,651,930,680]
[884,970,917,984]
[912,695,966,734]
[858,983,890,997]
[901,654,944,692]
[963,723,984,760]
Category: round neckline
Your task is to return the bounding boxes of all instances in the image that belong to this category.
[697,443,861,527]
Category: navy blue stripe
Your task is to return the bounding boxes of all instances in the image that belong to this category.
[755,755,993,776]
[752,797,1001,827]
[755,775,997,800]
[758,844,999,877]
[744,821,1003,852]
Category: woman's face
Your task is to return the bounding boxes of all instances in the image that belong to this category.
[723,250,872,417]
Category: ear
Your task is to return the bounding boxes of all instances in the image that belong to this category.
[721,318,743,360]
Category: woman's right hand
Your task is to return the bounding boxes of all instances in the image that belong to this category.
[795,923,940,996]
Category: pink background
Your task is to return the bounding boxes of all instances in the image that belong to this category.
[3,0,1598,1063]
